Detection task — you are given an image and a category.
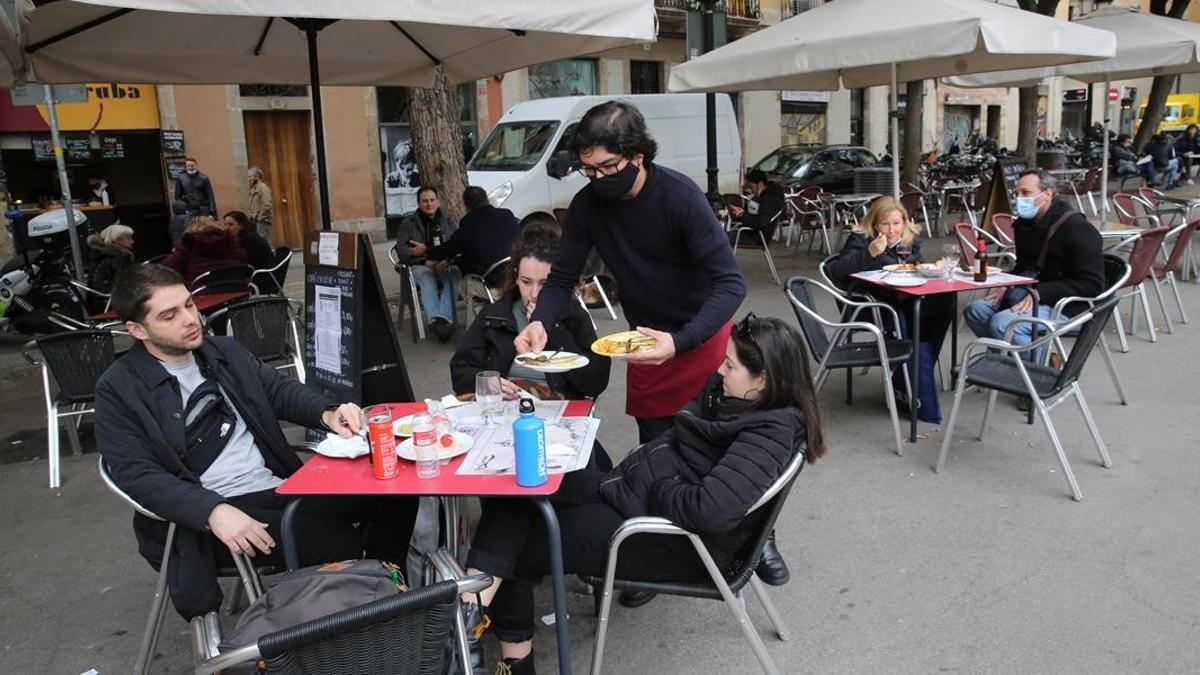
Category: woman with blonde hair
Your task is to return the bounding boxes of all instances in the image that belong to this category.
[826,196,951,424]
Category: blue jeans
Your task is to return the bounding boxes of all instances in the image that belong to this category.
[408,264,459,323]
[963,298,1054,361]
[1142,157,1180,186]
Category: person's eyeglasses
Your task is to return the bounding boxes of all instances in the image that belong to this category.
[576,157,628,179]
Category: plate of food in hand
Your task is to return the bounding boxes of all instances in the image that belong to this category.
[591,331,656,358]
[396,431,474,461]
[515,351,590,373]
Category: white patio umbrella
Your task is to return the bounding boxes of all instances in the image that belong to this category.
[668,0,1116,197]
[944,5,1200,216]
[1,0,658,226]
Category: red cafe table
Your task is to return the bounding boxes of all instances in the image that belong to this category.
[851,269,1035,442]
[277,399,595,675]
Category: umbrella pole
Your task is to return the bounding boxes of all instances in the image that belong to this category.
[890,62,900,198]
[1101,75,1111,222]
[305,25,333,230]
[42,84,86,282]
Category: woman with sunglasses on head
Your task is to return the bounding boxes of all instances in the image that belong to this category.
[825,196,953,423]
[457,314,826,674]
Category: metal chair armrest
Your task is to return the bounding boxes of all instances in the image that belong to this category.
[608,516,688,544]
[21,340,41,366]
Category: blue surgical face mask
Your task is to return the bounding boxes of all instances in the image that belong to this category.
[1015,194,1041,219]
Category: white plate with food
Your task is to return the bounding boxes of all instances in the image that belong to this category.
[396,431,474,462]
[883,276,928,287]
[514,351,590,373]
[392,414,417,437]
[882,263,919,273]
[591,331,656,359]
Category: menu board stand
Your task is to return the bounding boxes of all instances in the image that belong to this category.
[981,158,1026,235]
[303,232,415,420]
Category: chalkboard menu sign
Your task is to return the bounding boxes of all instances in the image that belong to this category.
[999,158,1028,186]
[66,135,92,161]
[303,232,414,415]
[100,135,125,159]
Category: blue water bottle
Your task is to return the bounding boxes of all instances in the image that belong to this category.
[513,398,547,487]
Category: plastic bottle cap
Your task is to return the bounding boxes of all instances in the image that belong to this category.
[519,398,535,415]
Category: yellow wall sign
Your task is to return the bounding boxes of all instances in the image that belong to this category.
[36,83,160,131]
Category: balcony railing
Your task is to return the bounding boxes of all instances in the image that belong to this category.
[781,0,824,20]
[654,0,762,21]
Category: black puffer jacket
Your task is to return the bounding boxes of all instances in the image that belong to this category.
[449,290,610,400]
[85,234,134,294]
[597,377,805,566]
[95,337,335,619]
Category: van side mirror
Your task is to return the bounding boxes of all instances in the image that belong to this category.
[546,150,574,180]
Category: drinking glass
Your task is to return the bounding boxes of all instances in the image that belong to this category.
[894,242,913,266]
[941,243,961,279]
[475,371,503,425]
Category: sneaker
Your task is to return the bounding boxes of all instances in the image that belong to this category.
[1187,178,1195,185]
[494,653,536,675]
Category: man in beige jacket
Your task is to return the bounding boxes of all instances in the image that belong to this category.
[247,167,274,245]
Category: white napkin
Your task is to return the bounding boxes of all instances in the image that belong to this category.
[314,432,370,459]
[428,395,468,409]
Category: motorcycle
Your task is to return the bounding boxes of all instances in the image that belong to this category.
[1,208,92,335]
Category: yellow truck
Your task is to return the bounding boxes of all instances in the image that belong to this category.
[1136,93,1200,133]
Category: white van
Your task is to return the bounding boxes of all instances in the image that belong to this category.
[467,94,741,224]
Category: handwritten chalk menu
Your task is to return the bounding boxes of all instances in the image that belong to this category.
[999,158,1028,187]
[303,232,414,414]
[161,130,185,156]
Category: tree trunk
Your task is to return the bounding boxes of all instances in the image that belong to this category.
[1133,75,1178,151]
[409,68,469,224]
[1017,86,1039,167]
[901,80,925,185]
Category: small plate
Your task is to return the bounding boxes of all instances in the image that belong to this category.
[515,351,590,373]
[882,263,918,273]
[883,276,928,287]
[396,432,474,461]
[392,414,417,437]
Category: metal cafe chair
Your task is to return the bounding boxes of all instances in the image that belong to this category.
[389,244,467,339]
[461,256,511,324]
[786,276,911,456]
[1148,219,1199,331]
[584,448,807,675]
[197,575,493,675]
[731,211,785,286]
[251,246,293,295]
[190,264,258,296]
[786,186,828,255]
[936,297,1119,502]
[98,457,267,675]
[207,297,306,383]
[1111,225,1170,348]
[22,329,117,488]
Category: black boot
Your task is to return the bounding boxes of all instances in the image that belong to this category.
[755,533,790,586]
[616,590,657,608]
[494,652,536,675]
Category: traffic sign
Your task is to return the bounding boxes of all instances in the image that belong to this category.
[1108,87,1120,103]
[9,83,88,106]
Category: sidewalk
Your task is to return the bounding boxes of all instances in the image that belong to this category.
[1,202,1197,674]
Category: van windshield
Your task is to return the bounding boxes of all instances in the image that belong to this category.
[469,121,561,172]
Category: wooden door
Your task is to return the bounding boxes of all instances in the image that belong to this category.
[243,111,316,250]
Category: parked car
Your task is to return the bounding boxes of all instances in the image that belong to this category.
[750,144,878,193]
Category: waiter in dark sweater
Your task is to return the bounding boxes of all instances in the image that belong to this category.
[515,100,746,443]
[514,101,782,600]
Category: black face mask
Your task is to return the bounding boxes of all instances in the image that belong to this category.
[590,160,640,200]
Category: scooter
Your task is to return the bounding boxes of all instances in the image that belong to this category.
[1,208,92,335]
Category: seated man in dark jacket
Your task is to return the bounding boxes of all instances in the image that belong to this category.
[964,169,1104,360]
[727,169,785,243]
[1141,133,1181,188]
[409,185,519,289]
[95,264,419,621]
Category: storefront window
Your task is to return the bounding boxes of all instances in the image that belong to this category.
[529,59,598,99]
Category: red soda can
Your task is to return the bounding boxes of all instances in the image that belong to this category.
[365,405,398,479]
